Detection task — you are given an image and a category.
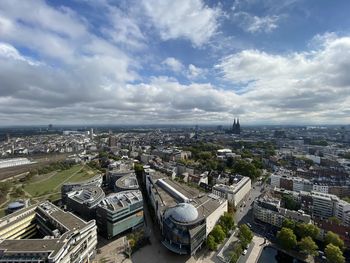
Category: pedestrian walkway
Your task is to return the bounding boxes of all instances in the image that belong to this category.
[245,235,268,263]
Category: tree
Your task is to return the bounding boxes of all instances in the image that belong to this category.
[282,219,296,231]
[232,160,261,180]
[219,212,235,236]
[207,235,217,251]
[211,225,226,243]
[282,194,301,211]
[295,223,320,240]
[277,227,297,250]
[325,244,345,263]
[298,236,318,256]
[328,217,341,225]
[239,224,253,247]
[325,231,344,251]
[229,243,243,263]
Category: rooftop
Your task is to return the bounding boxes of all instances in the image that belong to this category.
[66,186,105,205]
[0,201,95,258]
[99,190,143,212]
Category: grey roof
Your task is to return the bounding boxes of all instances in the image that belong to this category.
[165,203,198,223]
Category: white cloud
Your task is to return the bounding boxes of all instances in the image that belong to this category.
[187,64,205,79]
[215,36,350,123]
[233,12,280,33]
[162,57,184,72]
[142,0,221,46]
[101,6,146,50]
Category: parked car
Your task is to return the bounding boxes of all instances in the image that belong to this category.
[242,249,248,255]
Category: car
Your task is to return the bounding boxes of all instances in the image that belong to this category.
[242,249,248,255]
[247,223,252,228]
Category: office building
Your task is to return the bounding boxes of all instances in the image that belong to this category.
[253,196,311,228]
[61,174,103,201]
[212,176,251,207]
[0,202,97,263]
[145,171,227,255]
[96,190,143,239]
[65,186,105,220]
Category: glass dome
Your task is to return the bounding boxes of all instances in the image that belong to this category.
[165,203,198,223]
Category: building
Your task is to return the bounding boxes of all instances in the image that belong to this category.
[96,190,143,239]
[6,200,30,214]
[0,201,97,263]
[106,169,135,190]
[253,196,311,228]
[114,172,139,192]
[0,158,35,169]
[145,171,227,255]
[65,186,105,220]
[61,174,103,201]
[273,188,350,226]
[311,191,338,219]
[231,118,241,135]
[212,176,251,207]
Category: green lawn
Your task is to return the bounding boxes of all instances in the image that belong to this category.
[23,165,97,197]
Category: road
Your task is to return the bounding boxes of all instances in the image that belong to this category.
[235,181,264,225]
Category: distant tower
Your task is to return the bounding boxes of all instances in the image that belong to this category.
[236,118,241,134]
[231,117,241,135]
[90,128,94,140]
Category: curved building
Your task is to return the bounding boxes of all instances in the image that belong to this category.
[66,186,105,220]
[144,171,228,255]
[115,173,139,192]
[106,169,135,189]
[162,203,206,254]
[61,174,103,201]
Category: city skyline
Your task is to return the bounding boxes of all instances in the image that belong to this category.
[1,0,350,125]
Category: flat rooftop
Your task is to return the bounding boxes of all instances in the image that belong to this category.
[67,186,105,204]
[0,201,94,257]
[99,190,143,212]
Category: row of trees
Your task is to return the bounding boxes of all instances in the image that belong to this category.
[277,219,345,263]
[227,224,254,263]
[207,212,235,250]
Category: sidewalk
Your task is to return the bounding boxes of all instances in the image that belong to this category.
[244,236,267,263]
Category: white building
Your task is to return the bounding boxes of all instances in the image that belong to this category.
[212,176,251,207]
[0,158,35,169]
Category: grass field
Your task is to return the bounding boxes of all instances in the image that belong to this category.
[23,165,98,197]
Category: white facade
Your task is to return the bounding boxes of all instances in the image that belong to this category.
[270,174,281,188]
[0,158,34,169]
[311,191,338,219]
[212,177,251,207]
[205,196,228,235]
[312,184,329,194]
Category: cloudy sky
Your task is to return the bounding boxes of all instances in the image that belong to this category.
[0,0,350,126]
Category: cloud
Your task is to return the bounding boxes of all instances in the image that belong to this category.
[162,57,184,72]
[233,12,280,33]
[215,35,350,123]
[0,42,244,124]
[187,64,205,79]
[141,0,221,46]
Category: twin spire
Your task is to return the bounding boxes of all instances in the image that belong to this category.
[232,117,241,134]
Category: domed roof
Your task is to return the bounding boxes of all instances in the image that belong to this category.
[8,201,24,209]
[165,203,198,223]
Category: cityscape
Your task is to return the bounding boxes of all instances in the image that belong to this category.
[1,1,350,263]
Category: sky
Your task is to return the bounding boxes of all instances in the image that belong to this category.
[0,0,350,126]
